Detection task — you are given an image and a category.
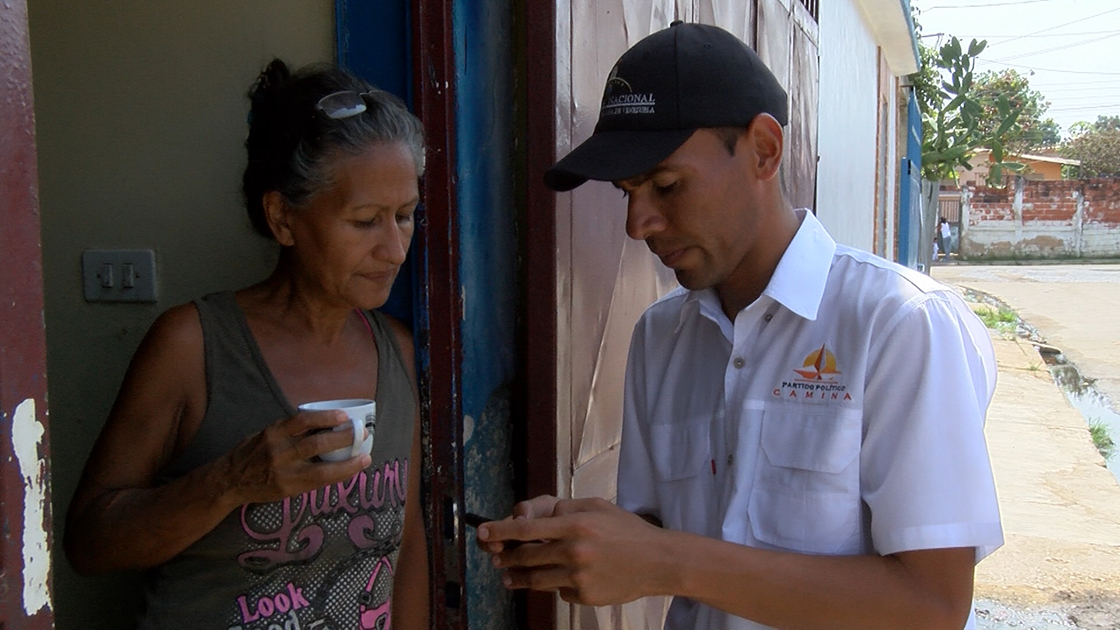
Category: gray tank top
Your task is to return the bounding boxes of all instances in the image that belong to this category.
[138,291,415,630]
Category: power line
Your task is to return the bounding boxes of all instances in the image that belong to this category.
[923,0,1062,9]
[976,58,1120,76]
[985,6,1120,47]
[1032,92,1120,103]
[1048,100,1120,109]
[1039,86,1120,95]
[1031,84,1120,91]
[1049,96,1120,104]
[954,30,1120,40]
[991,31,1120,62]
[1047,104,1120,112]
[1032,79,1120,86]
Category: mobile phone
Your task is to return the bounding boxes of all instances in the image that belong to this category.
[462,512,493,529]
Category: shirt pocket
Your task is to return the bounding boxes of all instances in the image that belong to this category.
[748,406,862,555]
[648,419,714,534]
[649,420,711,482]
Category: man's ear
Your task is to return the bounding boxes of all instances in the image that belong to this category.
[745,114,784,181]
[262,191,296,246]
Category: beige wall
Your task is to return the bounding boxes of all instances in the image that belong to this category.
[1029,161,1064,181]
[28,2,333,627]
[961,152,1068,184]
[1006,158,1067,182]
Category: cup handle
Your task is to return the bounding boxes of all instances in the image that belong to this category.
[347,413,365,459]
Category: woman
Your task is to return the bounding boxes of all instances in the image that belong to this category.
[939,216,952,261]
[64,60,428,629]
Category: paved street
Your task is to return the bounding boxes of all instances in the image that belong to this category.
[933,264,1120,411]
[932,264,1120,628]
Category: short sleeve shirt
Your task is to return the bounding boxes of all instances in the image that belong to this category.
[617,210,1003,630]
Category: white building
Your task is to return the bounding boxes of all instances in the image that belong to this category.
[816,0,921,259]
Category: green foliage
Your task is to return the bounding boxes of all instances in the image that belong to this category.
[971,70,1060,154]
[974,304,1018,336]
[1089,115,1120,132]
[1037,119,1063,147]
[1062,116,1120,178]
[911,32,1024,184]
[1088,419,1115,461]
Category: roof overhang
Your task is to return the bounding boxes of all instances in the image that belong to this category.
[855,0,920,76]
[1017,154,1081,166]
[974,148,1081,167]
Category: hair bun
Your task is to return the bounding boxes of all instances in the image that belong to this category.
[250,59,292,101]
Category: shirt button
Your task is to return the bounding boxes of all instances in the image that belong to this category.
[727,453,734,466]
[733,357,745,369]
[764,313,773,322]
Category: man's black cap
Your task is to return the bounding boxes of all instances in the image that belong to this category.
[544,22,788,192]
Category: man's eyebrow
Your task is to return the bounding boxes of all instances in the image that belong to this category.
[615,167,669,189]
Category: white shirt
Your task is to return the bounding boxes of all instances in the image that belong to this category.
[617,210,1002,630]
[941,221,952,238]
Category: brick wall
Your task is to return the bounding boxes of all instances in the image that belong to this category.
[1083,179,1120,225]
[960,177,1120,259]
[1019,181,1079,223]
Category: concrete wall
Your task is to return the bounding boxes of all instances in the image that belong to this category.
[874,49,899,261]
[28,2,334,628]
[961,178,1120,259]
[816,0,879,251]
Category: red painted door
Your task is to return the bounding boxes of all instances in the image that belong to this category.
[0,0,55,628]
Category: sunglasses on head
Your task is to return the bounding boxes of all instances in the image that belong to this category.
[314,90,376,119]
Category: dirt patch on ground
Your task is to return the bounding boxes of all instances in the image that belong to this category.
[975,535,1120,628]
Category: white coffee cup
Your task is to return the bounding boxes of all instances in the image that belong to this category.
[297,398,376,462]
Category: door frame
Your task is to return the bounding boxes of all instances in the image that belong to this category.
[0,0,55,628]
[412,1,469,628]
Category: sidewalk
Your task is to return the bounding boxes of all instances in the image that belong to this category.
[934,269,1120,628]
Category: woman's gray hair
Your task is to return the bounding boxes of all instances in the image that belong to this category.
[243,60,426,240]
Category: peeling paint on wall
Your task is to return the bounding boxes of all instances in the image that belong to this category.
[463,392,515,629]
[12,397,52,616]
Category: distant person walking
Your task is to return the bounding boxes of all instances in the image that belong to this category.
[939,217,953,261]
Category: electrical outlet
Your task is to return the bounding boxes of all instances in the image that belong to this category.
[82,249,157,303]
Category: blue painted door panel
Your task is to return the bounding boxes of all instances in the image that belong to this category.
[898,90,922,270]
[337,1,518,626]
[337,0,416,326]
[453,0,517,626]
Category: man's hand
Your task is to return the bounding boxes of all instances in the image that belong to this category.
[476,496,674,606]
[475,494,561,556]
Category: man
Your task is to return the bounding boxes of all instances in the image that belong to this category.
[478,22,1002,629]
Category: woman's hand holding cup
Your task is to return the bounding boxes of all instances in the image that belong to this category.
[297,399,376,462]
[221,401,375,506]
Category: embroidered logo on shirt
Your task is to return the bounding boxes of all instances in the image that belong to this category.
[774,344,852,402]
[794,345,841,380]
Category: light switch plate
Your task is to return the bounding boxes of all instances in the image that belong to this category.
[82,249,157,303]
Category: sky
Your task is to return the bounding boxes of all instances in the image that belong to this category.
[913,0,1120,138]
